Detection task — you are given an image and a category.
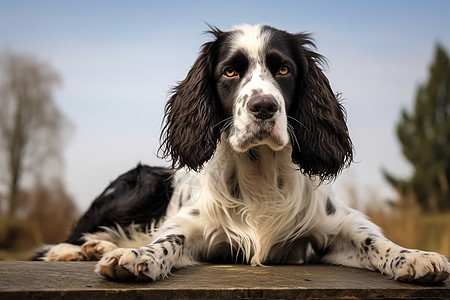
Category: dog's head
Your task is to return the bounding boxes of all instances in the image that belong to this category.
[160,24,353,180]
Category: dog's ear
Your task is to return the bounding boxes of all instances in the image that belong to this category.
[159,30,224,171]
[289,34,353,181]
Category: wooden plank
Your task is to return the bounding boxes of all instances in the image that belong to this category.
[0,262,449,299]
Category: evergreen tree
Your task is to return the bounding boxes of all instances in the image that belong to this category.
[385,44,450,211]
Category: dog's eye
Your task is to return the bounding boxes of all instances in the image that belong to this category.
[224,68,239,78]
[278,66,290,76]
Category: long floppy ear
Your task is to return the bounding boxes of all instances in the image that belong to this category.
[289,34,353,181]
[159,30,224,171]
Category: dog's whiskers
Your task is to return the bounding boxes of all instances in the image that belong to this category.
[213,117,234,132]
[287,116,310,132]
[287,122,301,152]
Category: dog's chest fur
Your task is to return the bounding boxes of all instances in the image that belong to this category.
[175,138,319,265]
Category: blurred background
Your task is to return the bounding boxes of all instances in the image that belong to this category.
[0,0,449,260]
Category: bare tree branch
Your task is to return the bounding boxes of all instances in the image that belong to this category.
[0,50,72,217]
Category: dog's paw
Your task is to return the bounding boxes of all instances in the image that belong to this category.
[39,243,85,261]
[393,250,450,284]
[81,240,117,260]
[95,247,167,281]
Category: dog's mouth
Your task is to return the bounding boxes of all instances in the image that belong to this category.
[228,120,288,152]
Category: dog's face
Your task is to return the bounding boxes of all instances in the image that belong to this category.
[160,24,353,180]
[215,25,296,152]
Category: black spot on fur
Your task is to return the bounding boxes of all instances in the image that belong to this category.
[174,235,184,245]
[155,234,185,247]
[30,245,53,261]
[363,245,369,253]
[394,256,406,268]
[251,89,263,96]
[325,197,336,215]
[371,245,379,254]
[144,247,155,255]
[277,177,284,189]
[190,209,200,216]
[154,238,167,244]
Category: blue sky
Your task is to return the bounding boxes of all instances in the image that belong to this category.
[1,1,449,210]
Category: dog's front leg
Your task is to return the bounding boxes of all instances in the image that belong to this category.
[96,208,203,281]
[319,209,450,284]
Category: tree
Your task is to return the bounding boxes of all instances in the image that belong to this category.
[384,44,450,212]
[0,50,71,217]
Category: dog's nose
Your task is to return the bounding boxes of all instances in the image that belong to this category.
[247,95,279,120]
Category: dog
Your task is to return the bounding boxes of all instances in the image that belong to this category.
[33,24,450,284]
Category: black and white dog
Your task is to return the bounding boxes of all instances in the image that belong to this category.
[33,25,449,284]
